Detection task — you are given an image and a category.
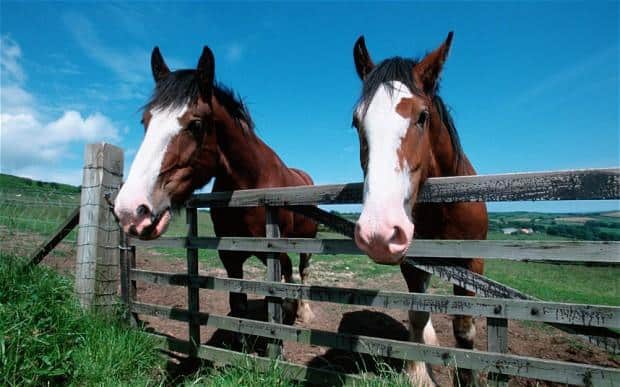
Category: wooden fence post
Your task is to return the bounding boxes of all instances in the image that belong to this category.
[75,143,123,313]
[487,317,509,386]
[265,206,283,358]
[120,231,139,325]
[186,207,200,354]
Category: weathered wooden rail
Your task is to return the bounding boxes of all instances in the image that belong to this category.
[120,167,619,386]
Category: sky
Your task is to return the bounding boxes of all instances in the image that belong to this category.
[1,1,618,213]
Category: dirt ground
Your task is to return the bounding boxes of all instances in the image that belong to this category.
[39,248,619,386]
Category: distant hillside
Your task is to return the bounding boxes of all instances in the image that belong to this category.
[328,210,620,241]
[0,174,80,194]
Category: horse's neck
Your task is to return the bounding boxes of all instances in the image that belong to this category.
[212,106,280,191]
[426,117,473,179]
[415,110,486,239]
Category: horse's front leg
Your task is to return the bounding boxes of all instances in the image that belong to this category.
[452,258,483,386]
[400,263,438,387]
[220,251,250,349]
[295,252,314,322]
[278,253,300,325]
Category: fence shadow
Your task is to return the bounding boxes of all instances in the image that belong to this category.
[305,310,408,380]
[205,298,297,355]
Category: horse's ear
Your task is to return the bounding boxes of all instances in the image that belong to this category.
[196,46,215,101]
[151,46,170,83]
[413,31,453,95]
[353,36,374,80]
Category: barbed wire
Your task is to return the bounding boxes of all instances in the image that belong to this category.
[0,186,80,259]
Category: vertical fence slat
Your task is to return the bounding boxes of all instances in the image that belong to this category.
[75,143,123,313]
[488,317,510,386]
[265,206,283,358]
[129,245,137,303]
[186,207,200,353]
[120,230,129,306]
[119,232,140,326]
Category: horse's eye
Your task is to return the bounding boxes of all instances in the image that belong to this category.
[187,120,201,133]
[417,111,429,127]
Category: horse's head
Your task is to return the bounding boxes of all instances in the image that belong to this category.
[114,46,219,239]
[351,32,454,264]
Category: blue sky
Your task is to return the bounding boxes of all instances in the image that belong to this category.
[1,2,618,212]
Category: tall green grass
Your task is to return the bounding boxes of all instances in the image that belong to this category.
[178,357,412,387]
[0,254,164,386]
[0,254,410,386]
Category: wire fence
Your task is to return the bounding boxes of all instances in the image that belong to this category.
[0,185,80,264]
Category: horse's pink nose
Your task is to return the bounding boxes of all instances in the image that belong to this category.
[114,203,154,237]
[354,217,413,265]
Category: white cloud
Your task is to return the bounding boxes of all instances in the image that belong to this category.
[8,165,84,186]
[0,36,120,181]
[1,36,25,82]
[511,46,617,109]
[62,11,148,84]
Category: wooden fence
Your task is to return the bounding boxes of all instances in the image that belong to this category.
[117,165,620,386]
[23,144,618,384]
[30,145,615,385]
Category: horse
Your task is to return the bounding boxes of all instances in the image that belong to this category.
[113,45,317,327]
[351,32,487,386]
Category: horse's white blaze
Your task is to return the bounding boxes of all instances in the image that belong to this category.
[358,81,413,231]
[115,105,188,214]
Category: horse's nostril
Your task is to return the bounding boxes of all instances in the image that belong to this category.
[129,225,138,236]
[136,204,150,217]
[390,226,407,246]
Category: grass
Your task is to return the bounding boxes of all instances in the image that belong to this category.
[485,260,620,305]
[0,253,415,386]
[180,359,298,387]
[0,254,164,386]
[178,357,412,387]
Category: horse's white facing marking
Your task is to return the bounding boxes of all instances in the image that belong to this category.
[356,81,414,233]
[115,105,188,215]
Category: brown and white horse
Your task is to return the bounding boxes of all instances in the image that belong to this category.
[352,32,487,386]
[114,46,316,324]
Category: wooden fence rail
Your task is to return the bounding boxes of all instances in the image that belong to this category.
[187,168,619,207]
[130,269,620,329]
[130,236,620,263]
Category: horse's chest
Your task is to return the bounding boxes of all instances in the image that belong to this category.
[211,208,264,237]
[413,204,447,238]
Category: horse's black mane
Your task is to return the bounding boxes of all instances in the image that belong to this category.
[144,69,254,131]
[356,57,463,167]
